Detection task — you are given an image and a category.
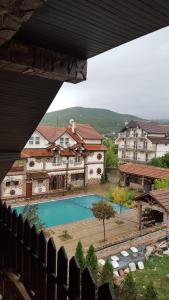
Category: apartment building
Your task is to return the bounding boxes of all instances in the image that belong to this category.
[116,120,169,163]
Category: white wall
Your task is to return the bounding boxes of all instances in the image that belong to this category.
[156,144,169,158]
[87,163,104,180]
[32,179,48,195]
[83,139,101,144]
[25,131,49,148]
[86,151,104,164]
[1,175,25,199]
[55,132,76,148]
[26,157,44,171]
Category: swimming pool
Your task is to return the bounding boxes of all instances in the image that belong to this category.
[14,194,129,227]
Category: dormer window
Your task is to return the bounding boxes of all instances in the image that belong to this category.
[35,136,40,144]
[29,136,34,145]
[60,138,64,146]
[65,138,69,146]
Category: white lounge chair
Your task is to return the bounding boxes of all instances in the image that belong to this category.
[98,259,105,266]
[129,262,136,272]
[137,261,144,270]
[121,250,129,257]
[111,255,119,261]
[130,246,138,253]
[111,260,119,268]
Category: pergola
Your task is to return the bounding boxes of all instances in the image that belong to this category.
[136,189,169,230]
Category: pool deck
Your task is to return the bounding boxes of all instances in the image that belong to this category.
[47,209,140,258]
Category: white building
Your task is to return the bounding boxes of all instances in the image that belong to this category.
[1,120,107,201]
[116,120,169,163]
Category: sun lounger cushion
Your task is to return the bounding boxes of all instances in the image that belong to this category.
[98,259,105,266]
[111,255,119,261]
[121,250,129,257]
[137,261,144,270]
[129,262,136,272]
[111,260,119,268]
[130,246,138,253]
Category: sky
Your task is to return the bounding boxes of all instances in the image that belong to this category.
[48,26,169,120]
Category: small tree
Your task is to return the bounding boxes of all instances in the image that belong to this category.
[120,272,137,300]
[75,240,85,272]
[22,204,45,232]
[91,200,115,241]
[108,187,127,214]
[99,259,114,288]
[144,281,158,300]
[86,245,98,279]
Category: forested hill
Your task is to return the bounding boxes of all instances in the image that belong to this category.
[40,107,140,135]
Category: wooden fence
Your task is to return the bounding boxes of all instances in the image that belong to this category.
[0,202,115,300]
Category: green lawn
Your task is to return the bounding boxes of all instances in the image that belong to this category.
[133,255,169,300]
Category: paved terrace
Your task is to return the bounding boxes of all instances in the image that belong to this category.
[48,209,139,258]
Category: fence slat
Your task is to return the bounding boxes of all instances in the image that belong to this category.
[38,231,47,300]
[98,283,115,300]
[47,238,57,300]
[81,267,96,300]
[23,219,31,293]
[30,225,39,299]
[12,210,18,272]
[17,214,24,277]
[57,246,68,300]
[69,256,80,300]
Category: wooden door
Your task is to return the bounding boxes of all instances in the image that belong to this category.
[26,182,32,198]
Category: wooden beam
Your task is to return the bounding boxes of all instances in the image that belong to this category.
[0,41,87,83]
[0,0,46,46]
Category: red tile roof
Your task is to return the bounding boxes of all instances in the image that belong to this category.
[121,120,169,134]
[136,188,169,213]
[76,124,103,140]
[84,144,107,151]
[148,137,169,144]
[66,127,83,143]
[119,163,169,179]
[21,148,52,158]
[37,125,66,143]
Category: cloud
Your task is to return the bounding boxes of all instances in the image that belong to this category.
[48,26,169,119]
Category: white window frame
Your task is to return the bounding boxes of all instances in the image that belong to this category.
[53,156,62,165]
[29,136,34,145]
[35,136,40,145]
[60,137,64,146]
[75,156,81,164]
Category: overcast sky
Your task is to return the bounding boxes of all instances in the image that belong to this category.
[48,26,169,119]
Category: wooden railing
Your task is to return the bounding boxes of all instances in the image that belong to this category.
[0,202,115,300]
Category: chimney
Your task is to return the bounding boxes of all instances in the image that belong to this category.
[69,119,76,133]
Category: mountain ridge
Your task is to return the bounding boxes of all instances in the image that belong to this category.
[40,106,141,135]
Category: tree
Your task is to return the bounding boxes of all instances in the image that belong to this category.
[86,245,98,279]
[154,177,169,190]
[99,259,114,288]
[103,138,118,168]
[120,272,137,300]
[143,281,158,300]
[108,187,126,214]
[91,200,115,241]
[22,204,45,232]
[148,153,169,168]
[75,240,86,272]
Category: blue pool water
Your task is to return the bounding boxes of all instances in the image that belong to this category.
[14,194,129,227]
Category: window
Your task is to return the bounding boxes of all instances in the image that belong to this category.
[133,152,137,161]
[35,136,40,144]
[65,138,69,146]
[97,153,102,160]
[122,151,125,159]
[29,136,34,145]
[6,182,10,187]
[6,180,19,187]
[75,156,81,164]
[71,173,84,181]
[60,138,64,146]
[144,141,147,150]
[97,168,102,175]
[145,153,148,162]
[38,179,43,184]
[53,156,62,165]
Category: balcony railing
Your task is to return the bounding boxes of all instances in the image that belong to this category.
[0,202,115,300]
